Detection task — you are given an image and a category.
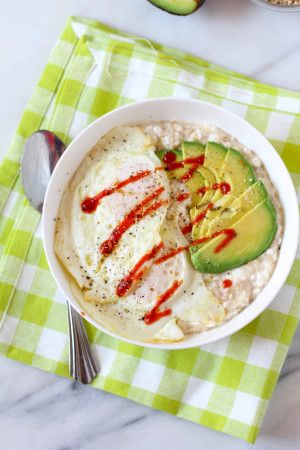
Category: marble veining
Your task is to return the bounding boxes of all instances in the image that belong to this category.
[1,0,300,449]
[1,328,300,450]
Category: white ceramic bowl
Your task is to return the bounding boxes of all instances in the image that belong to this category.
[42,98,299,349]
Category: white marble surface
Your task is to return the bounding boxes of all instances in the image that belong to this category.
[1,0,300,449]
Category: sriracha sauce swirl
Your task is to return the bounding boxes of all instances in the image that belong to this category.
[176,192,190,202]
[116,242,164,297]
[81,170,152,214]
[144,280,183,325]
[180,164,199,183]
[99,186,167,256]
[223,279,233,289]
[163,151,177,164]
[155,229,237,265]
[164,155,205,172]
[198,182,231,197]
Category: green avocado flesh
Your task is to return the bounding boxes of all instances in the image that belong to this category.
[181,141,217,204]
[220,148,256,198]
[193,180,268,240]
[204,142,228,177]
[156,142,277,274]
[190,198,277,273]
[148,0,202,15]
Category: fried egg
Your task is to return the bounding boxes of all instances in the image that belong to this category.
[55,126,224,343]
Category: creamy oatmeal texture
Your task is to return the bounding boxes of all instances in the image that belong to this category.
[55,122,283,343]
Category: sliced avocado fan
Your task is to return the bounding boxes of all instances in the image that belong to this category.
[156,141,277,274]
[187,142,256,238]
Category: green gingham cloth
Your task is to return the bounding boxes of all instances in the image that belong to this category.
[0,16,300,444]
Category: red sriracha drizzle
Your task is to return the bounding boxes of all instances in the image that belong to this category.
[198,182,231,197]
[163,151,177,164]
[162,154,205,184]
[81,170,152,214]
[99,186,167,256]
[144,280,183,325]
[164,154,205,172]
[116,242,164,297]
[180,164,199,183]
[193,203,214,225]
[155,229,237,265]
[180,223,193,235]
[81,156,207,214]
[215,182,231,195]
[223,279,233,289]
[176,192,190,202]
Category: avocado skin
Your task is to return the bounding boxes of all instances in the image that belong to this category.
[148,0,205,16]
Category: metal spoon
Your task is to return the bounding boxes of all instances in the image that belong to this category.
[21,130,99,384]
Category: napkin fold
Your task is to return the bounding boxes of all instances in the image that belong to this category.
[0,16,299,443]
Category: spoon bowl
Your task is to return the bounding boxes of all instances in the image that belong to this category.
[21,131,65,212]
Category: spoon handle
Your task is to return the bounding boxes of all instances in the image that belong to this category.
[67,302,99,384]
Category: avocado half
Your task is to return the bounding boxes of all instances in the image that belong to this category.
[148,0,205,15]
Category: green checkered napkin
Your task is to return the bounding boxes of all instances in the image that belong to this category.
[0,16,299,443]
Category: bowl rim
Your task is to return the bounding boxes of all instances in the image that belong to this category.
[42,97,299,350]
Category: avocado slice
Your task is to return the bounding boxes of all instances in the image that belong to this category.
[204,142,228,178]
[191,194,234,240]
[148,0,204,15]
[190,197,277,273]
[206,180,268,237]
[181,141,205,159]
[181,142,217,205]
[156,148,205,206]
[185,172,206,206]
[197,180,268,240]
[156,149,185,179]
[196,145,256,237]
[219,148,256,198]
[203,142,229,206]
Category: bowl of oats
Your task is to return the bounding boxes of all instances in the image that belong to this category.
[250,0,300,10]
